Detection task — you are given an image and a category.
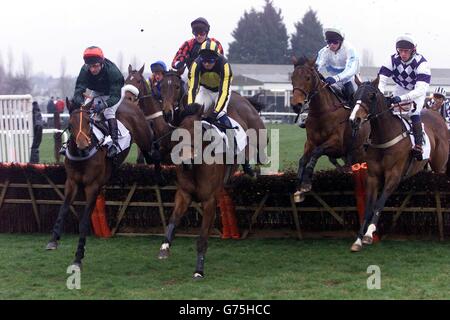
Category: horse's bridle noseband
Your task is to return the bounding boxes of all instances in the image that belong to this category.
[72,108,92,146]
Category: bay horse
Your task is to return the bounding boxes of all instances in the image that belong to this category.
[45,97,160,269]
[125,65,174,163]
[159,103,243,279]
[349,77,449,252]
[290,57,370,202]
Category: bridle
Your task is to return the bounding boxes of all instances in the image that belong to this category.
[71,108,92,146]
[292,65,325,105]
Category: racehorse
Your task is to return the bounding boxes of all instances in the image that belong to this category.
[125,65,174,162]
[290,57,370,202]
[349,77,449,251]
[158,103,244,279]
[45,97,160,269]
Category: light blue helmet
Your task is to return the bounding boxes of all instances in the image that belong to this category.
[150,61,167,73]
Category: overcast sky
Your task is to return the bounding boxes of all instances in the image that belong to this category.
[0,0,447,77]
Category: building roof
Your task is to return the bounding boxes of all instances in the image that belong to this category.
[231,64,450,87]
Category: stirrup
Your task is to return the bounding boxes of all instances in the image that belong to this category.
[107,144,120,158]
[412,145,423,160]
[59,146,67,156]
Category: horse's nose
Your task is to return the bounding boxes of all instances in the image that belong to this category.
[290,102,303,114]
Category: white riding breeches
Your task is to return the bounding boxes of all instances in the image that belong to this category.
[195,86,230,117]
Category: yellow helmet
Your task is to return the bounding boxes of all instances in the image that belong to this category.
[199,39,221,57]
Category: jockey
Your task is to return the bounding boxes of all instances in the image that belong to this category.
[171,17,224,87]
[316,27,360,102]
[378,33,431,160]
[187,39,233,129]
[149,60,168,102]
[69,46,125,158]
[428,87,450,121]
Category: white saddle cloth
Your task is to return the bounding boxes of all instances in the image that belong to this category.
[201,117,247,156]
[93,120,132,153]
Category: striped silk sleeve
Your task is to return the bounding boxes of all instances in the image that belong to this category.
[215,62,232,113]
[187,62,200,104]
[171,41,189,69]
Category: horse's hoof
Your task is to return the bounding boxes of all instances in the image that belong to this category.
[350,243,362,252]
[158,249,170,260]
[193,272,204,280]
[46,241,58,250]
[293,191,305,203]
[362,235,373,245]
[300,184,312,193]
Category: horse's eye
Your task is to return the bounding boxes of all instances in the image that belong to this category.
[306,76,311,81]
[369,93,376,100]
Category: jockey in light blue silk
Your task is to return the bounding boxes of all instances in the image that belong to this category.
[378,33,431,160]
[316,27,360,102]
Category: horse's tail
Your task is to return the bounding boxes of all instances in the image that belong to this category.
[245,93,265,112]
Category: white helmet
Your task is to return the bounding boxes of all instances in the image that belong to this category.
[323,27,345,41]
[434,87,446,98]
[395,33,417,49]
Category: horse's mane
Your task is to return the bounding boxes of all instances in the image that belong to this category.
[165,70,182,79]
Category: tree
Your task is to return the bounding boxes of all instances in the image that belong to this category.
[228,0,289,64]
[291,8,324,59]
[361,48,374,67]
[59,57,71,99]
[116,51,125,74]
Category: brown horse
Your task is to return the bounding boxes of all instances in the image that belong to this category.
[290,57,370,202]
[45,97,160,269]
[349,77,449,252]
[158,103,242,278]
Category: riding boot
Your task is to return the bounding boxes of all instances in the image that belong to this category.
[242,162,256,178]
[411,120,424,160]
[217,114,233,131]
[343,82,355,105]
[107,118,120,158]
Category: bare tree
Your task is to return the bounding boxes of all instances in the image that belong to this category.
[116,51,124,74]
[59,57,71,98]
[131,55,142,70]
[7,47,14,76]
[361,48,374,67]
[20,52,33,79]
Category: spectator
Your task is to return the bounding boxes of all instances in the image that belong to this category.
[46,96,56,127]
[29,101,43,163]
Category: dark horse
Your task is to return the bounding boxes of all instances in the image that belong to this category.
[45,97,160,269]
[349,77,449,252]
[290,57,370,202]
[126,66,267,278]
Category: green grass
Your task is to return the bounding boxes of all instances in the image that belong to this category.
[39,124,334,171]
[1,234,449,300]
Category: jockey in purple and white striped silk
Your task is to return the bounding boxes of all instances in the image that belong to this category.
[378,33,431,160]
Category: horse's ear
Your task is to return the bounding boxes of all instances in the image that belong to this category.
[66,97,71,111]
[307,57,316,68]
[355,75,362,87]
[372,75,380,88]
[291,56,299,66]
[128,64,132,74]
[138,64,145,75]
[177,66,185,76]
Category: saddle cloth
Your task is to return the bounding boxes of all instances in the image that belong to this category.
[201,117,247,156]
[92,120,132,154]
[396,115,431,160]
